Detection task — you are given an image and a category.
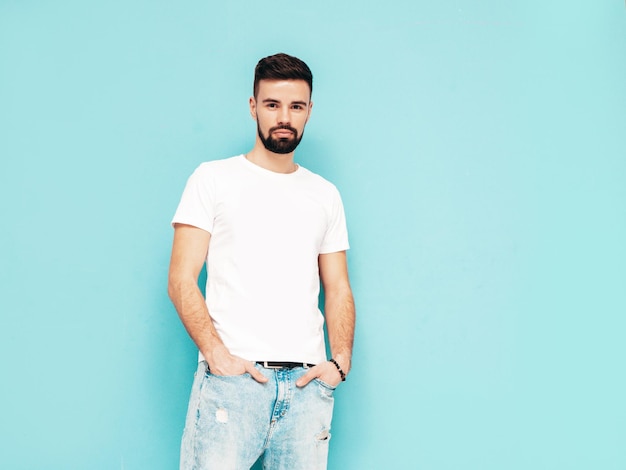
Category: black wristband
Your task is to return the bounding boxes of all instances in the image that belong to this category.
[329,358,346,381]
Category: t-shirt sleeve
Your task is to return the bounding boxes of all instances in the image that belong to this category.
[319,187,350,254]
[171,164,215,233]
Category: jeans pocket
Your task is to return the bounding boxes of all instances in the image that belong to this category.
[202,362,252,379]
[313,378,337,398]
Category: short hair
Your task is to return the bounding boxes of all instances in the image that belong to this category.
[253,53,313,98]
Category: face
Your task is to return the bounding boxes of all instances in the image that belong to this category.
[250,79,313,154]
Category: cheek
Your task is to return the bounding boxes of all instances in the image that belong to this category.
[255,113,270,129]
[297,116,310,131]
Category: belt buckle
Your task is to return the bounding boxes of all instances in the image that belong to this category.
[261,361,283,369]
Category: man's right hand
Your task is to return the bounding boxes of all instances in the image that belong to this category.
[204,345,268,383]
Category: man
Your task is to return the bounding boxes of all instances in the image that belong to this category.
[168,53,355,470]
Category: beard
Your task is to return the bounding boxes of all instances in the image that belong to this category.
[258,123,303,154]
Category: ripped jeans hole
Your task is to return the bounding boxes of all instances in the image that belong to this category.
[315,429,330,441]
[215,408,228,424]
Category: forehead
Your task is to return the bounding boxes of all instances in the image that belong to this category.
[256,79,311,101]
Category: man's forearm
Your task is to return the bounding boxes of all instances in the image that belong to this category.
[325,286,355,375]
[168,278,224,360]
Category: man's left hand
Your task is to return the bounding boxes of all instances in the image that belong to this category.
[296,361,343,388]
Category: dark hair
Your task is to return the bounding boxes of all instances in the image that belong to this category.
[253,53,313,98]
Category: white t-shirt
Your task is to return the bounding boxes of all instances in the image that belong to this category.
[172,155,349,364]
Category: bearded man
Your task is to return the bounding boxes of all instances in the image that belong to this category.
[168,53,355,470]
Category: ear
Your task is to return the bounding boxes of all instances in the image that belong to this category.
[305,100,313,123]
[249,96,257,121]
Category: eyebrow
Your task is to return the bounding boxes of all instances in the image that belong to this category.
[262,98,309,106]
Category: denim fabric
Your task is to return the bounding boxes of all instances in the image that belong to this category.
[180,362,335,470]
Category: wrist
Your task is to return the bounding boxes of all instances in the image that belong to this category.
[202,343,229,366]
[329,357,347,382]
[332,354,351,376]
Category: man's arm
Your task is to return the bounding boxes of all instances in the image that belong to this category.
[168,223,267,382]
[297,251,355,387]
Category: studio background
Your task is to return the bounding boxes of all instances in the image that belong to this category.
[1,1,625,469]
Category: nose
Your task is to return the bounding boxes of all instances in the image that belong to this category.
[277,107,291,125]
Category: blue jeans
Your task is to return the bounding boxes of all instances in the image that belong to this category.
[180,362,336,470]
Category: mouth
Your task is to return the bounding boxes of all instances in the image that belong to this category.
[272,130,294,138]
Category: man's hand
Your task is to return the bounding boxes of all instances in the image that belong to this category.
[205,344,268,383]
[296,361,343,388]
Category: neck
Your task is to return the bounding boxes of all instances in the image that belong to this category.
[246,141,298,174]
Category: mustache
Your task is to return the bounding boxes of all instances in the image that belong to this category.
[269,125,298,135]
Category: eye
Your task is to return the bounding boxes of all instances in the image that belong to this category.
[292,104,303,110]
[267,103,278,109]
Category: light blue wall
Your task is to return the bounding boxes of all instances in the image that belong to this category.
[1,1,625,468]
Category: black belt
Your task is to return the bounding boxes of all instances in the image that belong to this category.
[256,361,315,369]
